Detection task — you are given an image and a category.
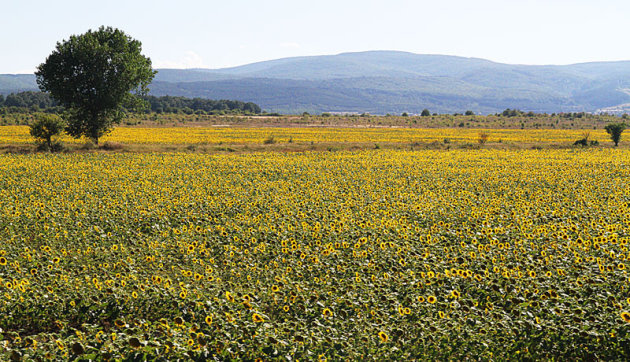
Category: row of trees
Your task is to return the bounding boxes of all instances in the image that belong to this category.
[144,95,260,114]
[0,91,59,111]
[0,91,261,115]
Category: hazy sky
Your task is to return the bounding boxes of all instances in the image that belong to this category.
[2,0,629,73]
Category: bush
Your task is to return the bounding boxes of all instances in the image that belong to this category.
[478,132,489,144]
[574,138,588,147]
[29,113,65,151]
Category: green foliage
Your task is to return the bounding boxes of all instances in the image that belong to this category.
[35,26,156,144]
[604,122,626,146]
[29,113,65,150]
[421,109,431,117]
[144,95,260,114]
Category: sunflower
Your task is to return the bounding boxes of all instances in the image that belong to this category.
[252,313,264,323]
[174,316,184,326]
[621,311,630,323]
[322,308,333,317]
[378,331,388,343]
[226,291,235,302]
[0,257,7,266]
[428,296,437,304]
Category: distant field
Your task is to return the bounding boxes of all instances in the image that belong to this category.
[0,125,619,148]
[2,149,630,360]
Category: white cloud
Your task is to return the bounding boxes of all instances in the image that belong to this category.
[153,51,206,69]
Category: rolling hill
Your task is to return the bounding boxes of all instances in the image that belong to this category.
[3,51,630,114]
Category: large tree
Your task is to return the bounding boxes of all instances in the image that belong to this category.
[35,26,155,144]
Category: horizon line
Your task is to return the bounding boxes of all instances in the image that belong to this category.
[4,50,630,74]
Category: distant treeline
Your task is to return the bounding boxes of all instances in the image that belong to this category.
[498,108,598,119]
[144,95,261,114]
[0,91,262,115]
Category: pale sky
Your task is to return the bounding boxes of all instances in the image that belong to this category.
[2,0,629,73]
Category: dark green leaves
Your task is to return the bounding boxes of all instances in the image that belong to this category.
[35,26,156,143]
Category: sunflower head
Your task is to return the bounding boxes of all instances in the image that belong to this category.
[378,331,388,343]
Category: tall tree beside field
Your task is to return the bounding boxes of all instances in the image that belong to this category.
[604,122,626,146]
[35,26,155,144]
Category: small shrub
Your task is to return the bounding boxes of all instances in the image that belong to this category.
[478,132,489,144]
[36,141,64,152]
[263,136,276,145]
[573,138,588,147]
[29,113,66,151]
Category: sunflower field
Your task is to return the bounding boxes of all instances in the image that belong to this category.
[0,125,614,146]
[1,149,630,360]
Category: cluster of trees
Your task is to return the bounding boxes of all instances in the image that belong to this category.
[0,91,262,116]
[0,91,60,112]
[498,109,601,119]
[500,109,539,117]
[144,96,260,115]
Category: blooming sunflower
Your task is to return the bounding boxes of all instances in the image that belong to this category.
[378,331,388,343]
[252,313,264,323]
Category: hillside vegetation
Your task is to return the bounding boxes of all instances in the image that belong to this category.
[4,51,630,114]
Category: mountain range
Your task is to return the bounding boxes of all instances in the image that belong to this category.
[3,51,630,114]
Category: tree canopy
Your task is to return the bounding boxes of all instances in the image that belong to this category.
[35,26,156,143]
[604,122,626,146]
